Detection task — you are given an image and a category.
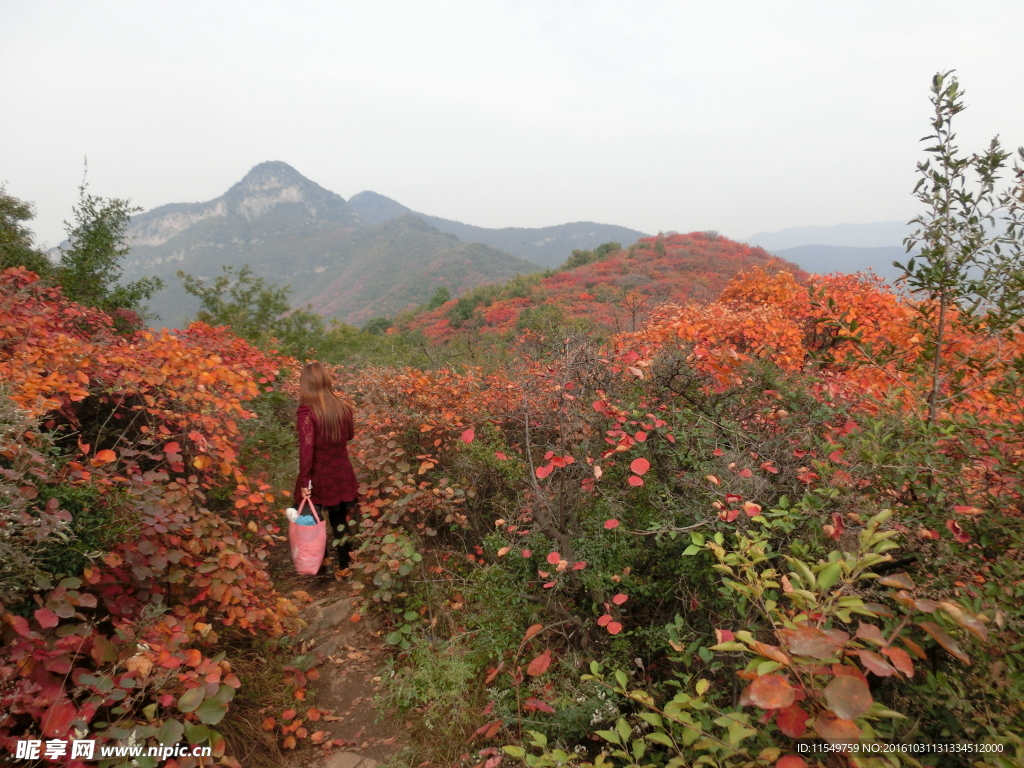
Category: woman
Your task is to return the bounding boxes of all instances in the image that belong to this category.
[295,361,359,575]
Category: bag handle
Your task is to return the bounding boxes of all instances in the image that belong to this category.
[296,484,323,523]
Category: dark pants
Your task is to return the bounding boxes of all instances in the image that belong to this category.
[319,500,357,569]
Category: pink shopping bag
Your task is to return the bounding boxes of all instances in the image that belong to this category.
[289,496,327,575]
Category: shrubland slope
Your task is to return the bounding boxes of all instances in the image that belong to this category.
[302,265,1024,764]
[402,231,802,340]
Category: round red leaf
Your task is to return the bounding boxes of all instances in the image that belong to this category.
[41,699,78,738]
[823,675,872,720]
[34,608,59,629]
[94,449,117,464]
[603,519,620,530]
[775,704,809,738]
[630,457,650,475]
[748,674,795,710]
[627,476,644,487]
[813,713,861,741]
[787,628,840,659]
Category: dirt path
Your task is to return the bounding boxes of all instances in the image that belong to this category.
[273,554,404,768]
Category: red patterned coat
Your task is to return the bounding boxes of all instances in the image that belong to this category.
[294,404,358,506]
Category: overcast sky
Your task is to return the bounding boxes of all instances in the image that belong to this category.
[3,0,1023,247]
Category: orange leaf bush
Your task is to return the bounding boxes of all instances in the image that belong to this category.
[0,268,299,765]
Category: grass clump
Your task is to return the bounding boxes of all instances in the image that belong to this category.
[376,636,486,766]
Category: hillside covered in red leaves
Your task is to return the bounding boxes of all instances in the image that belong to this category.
[401,231,803,341]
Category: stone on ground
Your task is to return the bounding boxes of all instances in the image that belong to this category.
[321,752,378,768]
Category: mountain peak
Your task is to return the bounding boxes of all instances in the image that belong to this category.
[225,161,342,206]
[348,191,412,226]
[127,161,357,247]
[233,160,310,190]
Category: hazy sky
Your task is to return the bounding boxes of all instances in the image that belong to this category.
[3,0,1023,247]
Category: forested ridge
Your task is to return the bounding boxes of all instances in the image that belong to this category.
[401,232,800,342]
[2,73,1024,768]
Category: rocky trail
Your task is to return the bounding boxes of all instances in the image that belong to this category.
[272,554,405,768]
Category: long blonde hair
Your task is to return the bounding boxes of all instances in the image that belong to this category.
[298,362,353,442]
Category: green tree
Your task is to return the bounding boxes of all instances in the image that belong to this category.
[446,295,480,328]
[516,303,566,335]
[427,286,452,310]
[57,179,163,328]
[363,317,393,336]
[559,241,621,271]
[0,187,53,277]
[178,264,328,358]
[898,70,1024,422]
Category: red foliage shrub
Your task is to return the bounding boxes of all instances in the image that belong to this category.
[0,268,298,766]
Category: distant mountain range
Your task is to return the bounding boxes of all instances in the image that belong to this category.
[120,161,649,327]
[740,221,915,283]
[286,215,542,325]
[742,221,913,250]
[770,245,908,282]
[116,160,923,328]
[347,191,648,269]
